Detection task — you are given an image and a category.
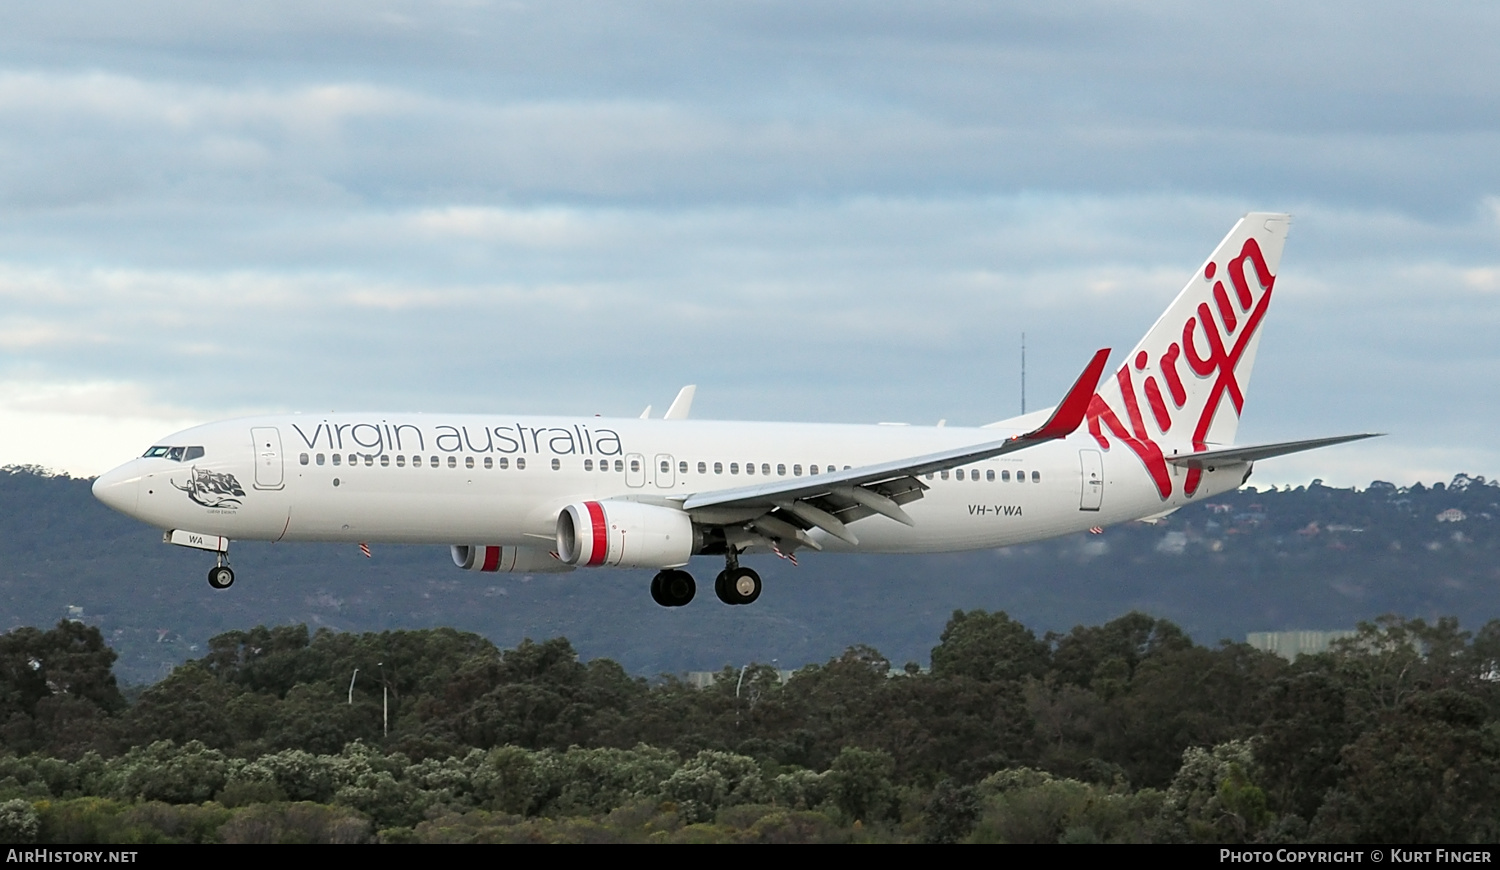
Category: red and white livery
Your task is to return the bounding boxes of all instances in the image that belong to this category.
[93,214,1377,607]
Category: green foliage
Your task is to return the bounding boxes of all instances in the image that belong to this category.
[825,746,896,823]
[970,768,1161,843]
[0,622,125,759]
[0,609,1497,843]
[1161,739,1272,843]
[1310,689,1500,843]
[931,610,1048,683]
[0,798,39,843]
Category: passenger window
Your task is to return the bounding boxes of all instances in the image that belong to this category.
[1016,469,1024,482]
[364,455,374,466]
[925,472,933,480]
[1001,470,1010,481]
[660,460,669,473]
[517,458,527,470]
[1032,471,1041,483]
[551,458,561,471]
[300,453,309,466]
[810,465,819,475]
[986,469,994,482]
[730,462,739,474]
[348,454,358,466]
[613,459,622,472]
[631,459,641,472]
[777,464,786,476]
[680,461,689,474]
[430,456,439,468]
[462,456,472,469]
[746,463,755,476]
[380,455,390,467]
[332,454,342,466]
[397,455,406,467]
[761,463,770,476]
[498,457,509,469]
[940,470,949,480]
[484,457,493,469]
[697,461,706,474]
[793,464,802,476]
[316,454,325,466]
[184,447,204,461]
[584,459,593,471]
[714,462,723,474]
[412,455,422,467]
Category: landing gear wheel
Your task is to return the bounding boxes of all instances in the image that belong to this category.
[650,569,696,607]
[207,565,235,590]
[715,566,761,605]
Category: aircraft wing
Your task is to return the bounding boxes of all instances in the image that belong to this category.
[1164,433,1383,470]
[679,348,1111,549]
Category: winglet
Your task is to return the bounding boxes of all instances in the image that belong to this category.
[664,385,697,420]
[1020,348,1111,441]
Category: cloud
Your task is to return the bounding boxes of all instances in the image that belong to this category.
[0,5,1495,487]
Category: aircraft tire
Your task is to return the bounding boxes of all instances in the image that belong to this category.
[664,569,695,606]
[652,569,695,607]
[207,566,235,590]
[718,567,761,605]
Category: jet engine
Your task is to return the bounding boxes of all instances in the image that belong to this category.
[556,500,694,568]
[450,545,573,574]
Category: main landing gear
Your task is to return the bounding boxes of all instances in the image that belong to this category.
[207,551,235,590]
[650,569,695,607]
[714,549,761,606]
[650,551,762,608]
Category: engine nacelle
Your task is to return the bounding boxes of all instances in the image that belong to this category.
[556,500,694,568]
[450,545,573,574]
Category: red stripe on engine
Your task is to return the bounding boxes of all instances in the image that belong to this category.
[585,501,608,566]
[482,546,501,572]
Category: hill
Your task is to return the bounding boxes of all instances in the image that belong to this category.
[1,466,1496,686]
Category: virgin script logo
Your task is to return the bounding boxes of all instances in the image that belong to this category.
[1084,237,1276,500]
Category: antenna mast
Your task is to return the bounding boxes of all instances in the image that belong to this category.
[1021,332,1026,414]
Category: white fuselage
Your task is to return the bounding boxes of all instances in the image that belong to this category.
[92,412,1247,557]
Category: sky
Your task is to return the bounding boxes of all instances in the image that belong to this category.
[0,1,1496,488]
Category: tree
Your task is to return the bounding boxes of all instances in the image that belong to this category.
[931,610,1049,684]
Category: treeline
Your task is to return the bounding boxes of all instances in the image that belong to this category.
[0,612,1497,842]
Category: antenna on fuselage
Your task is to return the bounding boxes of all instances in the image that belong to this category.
[1021,331,1026,415]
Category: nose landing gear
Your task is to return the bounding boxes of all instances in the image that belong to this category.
[207,551,234,589]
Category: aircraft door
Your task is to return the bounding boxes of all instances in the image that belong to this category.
[252,427,285,490]
[655,454,675,488]
[625,453,646,488]
[1079,449,1103,511]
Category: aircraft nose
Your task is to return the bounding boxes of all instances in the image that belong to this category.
[92,461,141,516]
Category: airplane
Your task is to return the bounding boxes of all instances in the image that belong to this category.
[91,213,1377,607]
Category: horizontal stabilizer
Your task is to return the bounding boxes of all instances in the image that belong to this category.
[1165,433,1382,470]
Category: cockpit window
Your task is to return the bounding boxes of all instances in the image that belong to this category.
[144,445,205,461]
